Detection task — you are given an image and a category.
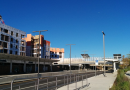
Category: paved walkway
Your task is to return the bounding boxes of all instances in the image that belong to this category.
[125,71,130,79]
[58,72,117,90]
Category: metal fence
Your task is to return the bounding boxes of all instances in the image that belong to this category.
[11,73,89,90]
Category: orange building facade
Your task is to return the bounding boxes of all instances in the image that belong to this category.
[24,34,50,58]
[50,48,64,61]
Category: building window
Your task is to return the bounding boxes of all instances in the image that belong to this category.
[3,42,7,48]
[11,38,13,42]
[0,41,1,45]
[59,52,62,54]
[16,45,18,49]
[11,31,13,36]
[4,29,8,33]
[10,44,13,48]
[52,55,54,57]
[55,55,57,57]
[1,34,4,40]
[5,36,9,42]
[16,33,18,37]
[59,56,62,58]
[0,28,3,32]
[15,51,17,55]
[21,34,24,39]
[16,39,18,43]
[34,39,38,43]
[55,52,57,54]
[10,50,12,54]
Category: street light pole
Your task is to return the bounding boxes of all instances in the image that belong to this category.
[33,30,48,89]
[102,31,106,77]
[66,44,75,73]
[66,44,75,83]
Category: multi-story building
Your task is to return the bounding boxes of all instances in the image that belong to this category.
[0,16,60,75]
[50,48,64,61]
[0,23,26,56]
[44,40,50,59]
[24,34,50,58]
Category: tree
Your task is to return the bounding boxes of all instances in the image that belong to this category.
[127,54,130,66]
[127,54,130,59]
[121,55,129,69]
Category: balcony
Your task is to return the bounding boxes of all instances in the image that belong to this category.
[20,47,26,51]
[33,45,41,49]
[0,46,3,49]
[21,41,26,46]
[1,34,9,42]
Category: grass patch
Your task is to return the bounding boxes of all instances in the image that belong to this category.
[110,66,130,90]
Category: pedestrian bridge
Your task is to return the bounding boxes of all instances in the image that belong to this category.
[58,57,121,65]
[57,57,121,72]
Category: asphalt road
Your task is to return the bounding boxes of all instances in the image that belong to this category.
[0,71,104,90]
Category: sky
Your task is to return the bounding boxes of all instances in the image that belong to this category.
[0,0,130,58]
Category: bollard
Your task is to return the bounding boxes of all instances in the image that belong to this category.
[78,74,79,81]
[67,75,69,90]
[37,78,39,90]
[64,75,65,85]
[11,82,13,90]
[19,86,21,90]
[75,74,77,89]
[82,75,83,88]
[56,77,57,90]
[86,74,87,85]
[47,78,48,90]
[70,74,71,83]
[74,74,75,82]
[35,82,37,90]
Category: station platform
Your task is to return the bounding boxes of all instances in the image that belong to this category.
[58,72,117,90]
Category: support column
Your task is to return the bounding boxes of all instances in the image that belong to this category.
[10,60,12,73]
[113,62,116,72]
[84,64,85,70]
[35,61,36,72]
[44,61,45,72]
[79,64,80,71]
[102,66,103,71]
[24,61,26,73]
[50,62,52,72]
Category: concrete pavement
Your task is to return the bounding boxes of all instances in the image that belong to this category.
[58,72,117,90]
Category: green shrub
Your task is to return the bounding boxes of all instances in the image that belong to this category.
[110,67,130,90]
[121,82,129,90]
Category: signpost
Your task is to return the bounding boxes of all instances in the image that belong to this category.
[95,59,98,76]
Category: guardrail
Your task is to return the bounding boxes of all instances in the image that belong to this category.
[0,70,88,84]
[11,73,89,90]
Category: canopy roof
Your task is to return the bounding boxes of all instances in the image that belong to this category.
[0,53,59,62]
[105,59,119,62]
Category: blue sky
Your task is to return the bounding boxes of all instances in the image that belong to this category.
[0,0,130,58]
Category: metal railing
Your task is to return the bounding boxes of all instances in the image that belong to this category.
[11,73,89,90]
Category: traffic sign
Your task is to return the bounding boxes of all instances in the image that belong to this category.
[95,60,98,65]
